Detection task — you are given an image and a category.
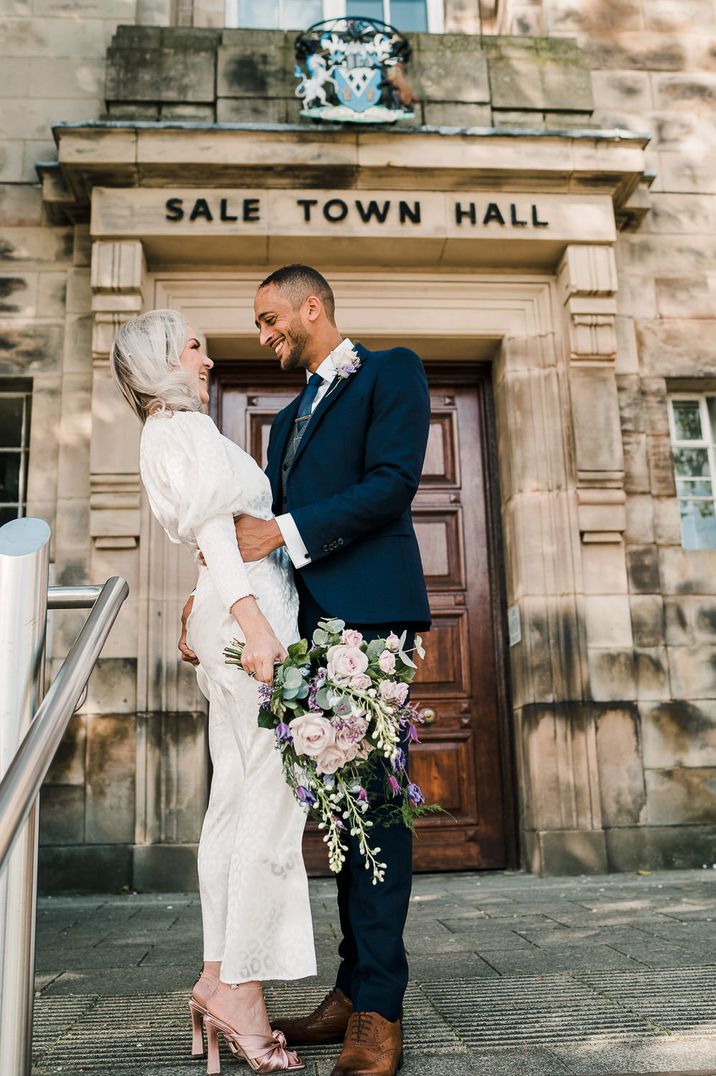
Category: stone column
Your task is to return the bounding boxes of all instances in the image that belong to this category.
[89,239,207,891]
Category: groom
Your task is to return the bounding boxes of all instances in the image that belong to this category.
[182,264,431,1076]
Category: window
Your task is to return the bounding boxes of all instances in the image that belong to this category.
[226,0,441,32]
[0,387,32,528]
[668,395,716,550]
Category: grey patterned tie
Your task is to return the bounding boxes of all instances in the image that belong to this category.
[280,372,325,509]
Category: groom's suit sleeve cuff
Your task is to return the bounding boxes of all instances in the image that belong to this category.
[275,513,312,568]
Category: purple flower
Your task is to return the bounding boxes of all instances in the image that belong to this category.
[296,786,316,806]
[407,723,420,744]
[388,775,401,796]
[357,788,368,802]
[276,722,293,744]
[257,683,273,704]
[391,748,406,772]
[407,783,425,807]
[333,814,346,831]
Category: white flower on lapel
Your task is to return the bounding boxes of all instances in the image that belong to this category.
[331,339,362,380]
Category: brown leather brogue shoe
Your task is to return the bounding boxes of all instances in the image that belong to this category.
[272,987,352,1045]
[330,1011,403,1076]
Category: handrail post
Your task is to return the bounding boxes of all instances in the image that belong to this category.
[0,518,51,1076]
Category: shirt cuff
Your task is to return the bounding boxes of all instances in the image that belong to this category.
[275,513,312,568]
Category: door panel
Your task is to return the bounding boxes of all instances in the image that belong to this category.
[213,362,513,872]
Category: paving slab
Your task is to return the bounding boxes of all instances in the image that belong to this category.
[30,868,716,1075]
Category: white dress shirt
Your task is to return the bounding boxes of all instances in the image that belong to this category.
[275,338,357,568]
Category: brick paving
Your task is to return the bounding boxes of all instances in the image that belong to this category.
[31,869,716,1075]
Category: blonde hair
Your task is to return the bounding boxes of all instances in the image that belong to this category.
[110,309,202,422]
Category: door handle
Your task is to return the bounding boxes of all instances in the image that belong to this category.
[419,707,437,726]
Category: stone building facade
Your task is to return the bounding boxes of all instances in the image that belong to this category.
[2,0,716,890]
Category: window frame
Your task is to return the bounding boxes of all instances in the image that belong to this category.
[226,0,444,33]
[668,392,716,550]
[0,384,32,527]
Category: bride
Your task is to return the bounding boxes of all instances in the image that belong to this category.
[111,309,315,1074]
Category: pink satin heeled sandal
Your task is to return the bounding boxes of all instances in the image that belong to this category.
[188,970,219,1060]
[204,1015,305,1074]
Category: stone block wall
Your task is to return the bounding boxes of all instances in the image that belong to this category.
[103,24,595,128]
[493,0,716,870]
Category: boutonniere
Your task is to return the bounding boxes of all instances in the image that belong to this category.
[332,344,361,381]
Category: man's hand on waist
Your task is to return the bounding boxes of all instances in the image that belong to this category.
[234,515,285,561]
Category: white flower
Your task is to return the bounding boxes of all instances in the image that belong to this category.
[385,632,401,652]
[378,650,396,674]
[343,629,364,647]
[379,680,408,706]
[327,644,369,683]
[291,713,335,758]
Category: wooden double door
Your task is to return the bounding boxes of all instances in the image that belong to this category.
[213,362,514,872]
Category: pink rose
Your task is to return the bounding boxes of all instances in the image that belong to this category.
[316,743,349,775]
[378,650,396,674]
[327,644,369,683]
[386,632,401,653]
[350,673,372,691]
[342,629,364,647]
[333,716,369,753]
[291,713,335,758]
[379,680,408,706]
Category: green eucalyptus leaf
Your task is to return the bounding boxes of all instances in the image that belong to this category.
[366,638,386,661]
[258,709,275,730]
[315,685,333,710]
[312,628,329,646]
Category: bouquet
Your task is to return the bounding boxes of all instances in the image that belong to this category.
[224,618,440,884]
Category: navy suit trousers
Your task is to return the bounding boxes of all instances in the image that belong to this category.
[296,573,414,1022]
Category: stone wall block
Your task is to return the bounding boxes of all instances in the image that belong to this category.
[664,596,695,644]
[588,648,637,701]
[630,594,665,647]
[641,377,670,434]
[582,542,630,594]
[646,766,716,823]
[635,646,671,700]
[217,97,287,124]
[653,73,716,111]
[595,705,647,826]
[606,824,716,871]
[659,545,716,594]
[653,496,682,545]
[581,33,687,73]
[627,543,661,593]
[570,366,624,480]
[641,699,716,768]
[85,713,136,843]
[82,657,137,715]
[668,644,716,698]
[217,37,294,100]
[485,36,593,111]
[545,0,644,32]
[647,434,676,497]
[617,373,644,432]
[585,594,633,648]
[636,318,716,376]
[39,786,85,846]
[46,713,86,785]
[656,275,716,317]
[591,69,653,112]
[424,102,492,127]
[107,35,217,103]
[622,432,650,493]
[0,324,64,376]
[625,494,655,544]
[412,34,490,104]
[0,271,37,317]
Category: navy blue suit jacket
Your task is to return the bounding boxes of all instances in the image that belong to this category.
[266,342,432,630]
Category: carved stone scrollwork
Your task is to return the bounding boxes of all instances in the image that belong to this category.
[559,245,625,543]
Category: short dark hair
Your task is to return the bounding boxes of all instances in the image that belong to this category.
[258,264,336,323]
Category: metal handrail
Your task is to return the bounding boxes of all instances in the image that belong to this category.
[48,584,103,609]
[0,577,129,870]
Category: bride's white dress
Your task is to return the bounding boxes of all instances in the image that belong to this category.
[140,409,316,985]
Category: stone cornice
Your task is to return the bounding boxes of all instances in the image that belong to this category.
[49,121,650,228]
